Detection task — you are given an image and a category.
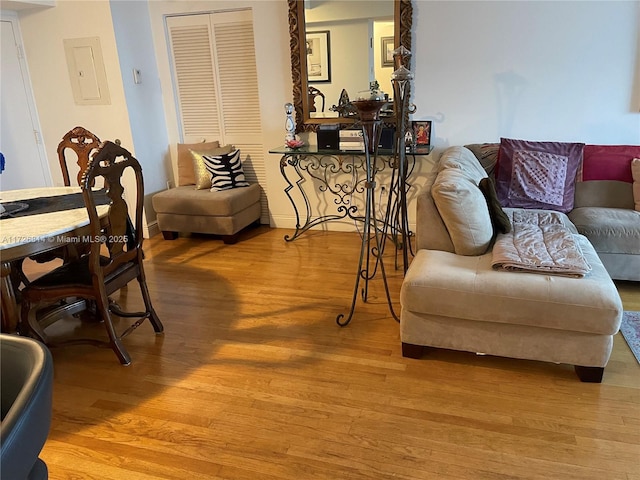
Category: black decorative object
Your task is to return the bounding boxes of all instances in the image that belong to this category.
[317,125,340,150]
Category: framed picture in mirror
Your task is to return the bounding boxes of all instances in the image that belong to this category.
[381,36,394,67]
[306,31,331,83]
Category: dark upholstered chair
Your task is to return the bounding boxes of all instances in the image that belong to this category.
[19,141,164,365]
[1,334,53,480]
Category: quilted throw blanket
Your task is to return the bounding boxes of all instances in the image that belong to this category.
[492,210,592,277]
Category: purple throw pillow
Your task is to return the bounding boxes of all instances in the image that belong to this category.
[496,138,584,213]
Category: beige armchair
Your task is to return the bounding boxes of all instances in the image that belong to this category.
[152,142,261,244]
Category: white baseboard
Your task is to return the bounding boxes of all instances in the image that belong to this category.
[144,220,161,239]
[269,214,416,233]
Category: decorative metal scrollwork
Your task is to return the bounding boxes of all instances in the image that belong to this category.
[278,152,413,242]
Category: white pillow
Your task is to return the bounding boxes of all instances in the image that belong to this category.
[432,168,494,256]
[438,146,488,184]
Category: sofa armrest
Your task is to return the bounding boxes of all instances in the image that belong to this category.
[415,171,456,252]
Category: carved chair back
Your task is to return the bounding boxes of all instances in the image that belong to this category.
[82,141,143,281]
[57,126,101,186]
[308,86,325,113]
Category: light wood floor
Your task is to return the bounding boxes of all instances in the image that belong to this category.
[23,227,640,480]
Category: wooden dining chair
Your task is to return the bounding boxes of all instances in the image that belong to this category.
[308,86,325,113]
[12,127,103,291]
[19,141,164,365]
[57,126,101,187]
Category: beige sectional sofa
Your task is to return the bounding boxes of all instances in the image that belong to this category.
[464,142,640,282]
[568,180,639,281]
[401,146,624,382]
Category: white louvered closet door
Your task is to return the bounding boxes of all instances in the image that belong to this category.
[166,10,269,223]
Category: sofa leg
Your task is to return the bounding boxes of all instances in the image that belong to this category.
[574,365,604,383]
[402,342,428,359]
[162,231,178,240]
[222,233,240,245]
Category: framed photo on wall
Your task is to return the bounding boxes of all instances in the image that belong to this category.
[412,121,432,146]
[381,36,394,67]
[306,31,331,83]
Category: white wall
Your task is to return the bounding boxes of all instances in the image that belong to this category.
[110,0,170,230]
[17,1,133,186]
[411,0,640,150]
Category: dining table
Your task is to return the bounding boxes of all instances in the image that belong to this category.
[0,186,110,332]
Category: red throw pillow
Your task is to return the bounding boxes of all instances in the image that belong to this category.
[581,145,640,183]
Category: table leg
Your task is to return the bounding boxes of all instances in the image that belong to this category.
[280,153,374,241]
[1,261,19,333]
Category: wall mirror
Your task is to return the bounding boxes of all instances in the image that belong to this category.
[288,0,413,132]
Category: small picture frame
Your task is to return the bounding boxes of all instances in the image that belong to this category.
[412,121,432,146]
[306,31,331,83]
[381,36,394,67]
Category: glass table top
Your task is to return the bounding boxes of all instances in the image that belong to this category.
[269,145,433,155]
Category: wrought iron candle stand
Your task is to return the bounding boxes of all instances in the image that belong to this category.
[336,46,416,327]
[389,45,416,273]
[336,97,399,327]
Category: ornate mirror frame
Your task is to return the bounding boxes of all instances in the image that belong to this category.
[288,0,413,132]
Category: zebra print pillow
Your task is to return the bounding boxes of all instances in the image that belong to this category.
[202,149,250,191]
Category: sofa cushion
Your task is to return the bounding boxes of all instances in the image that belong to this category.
[496,138,584,213]
[581,144,640,183]
[573,180,634,209]
[438,146,488,183]
[432,168,493,256]
[401,234,622,336]
[632,158,640,211]
[177,141,220,186]
[415,146,491,254]
[152,183,261,217]
[156,203,261,236]
[464,143,500,176]
[568,207,640,255]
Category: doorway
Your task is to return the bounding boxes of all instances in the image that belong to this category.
[0,14,51,191]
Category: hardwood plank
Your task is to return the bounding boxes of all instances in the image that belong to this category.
[18,227,639,480]
[44,437,221,480]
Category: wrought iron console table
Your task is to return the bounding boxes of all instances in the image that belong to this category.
[269,145,431,243]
